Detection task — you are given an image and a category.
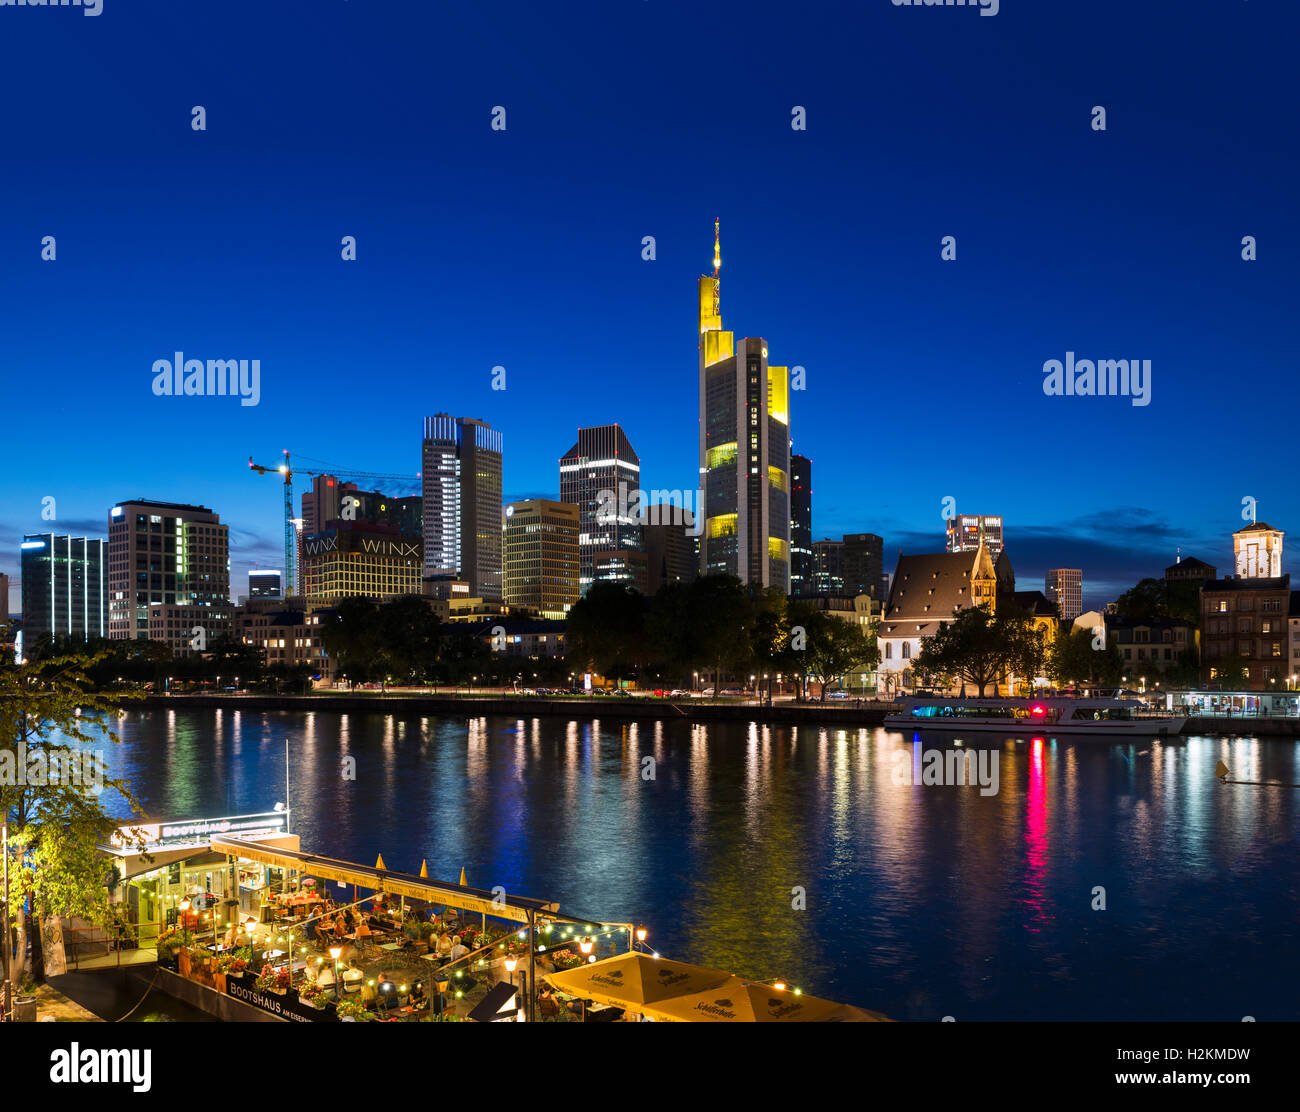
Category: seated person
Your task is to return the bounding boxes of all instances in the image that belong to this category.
[448,935,470,962]
[436,932,453,957]
[408,982,427,1008]
[316,963,336,990]
[355,919,372,940]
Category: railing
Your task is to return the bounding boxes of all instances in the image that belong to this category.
[63,918,163,971]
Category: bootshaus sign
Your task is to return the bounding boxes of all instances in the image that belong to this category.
[225,974,336,1022]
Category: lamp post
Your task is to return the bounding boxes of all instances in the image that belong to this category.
[329,945,343,999]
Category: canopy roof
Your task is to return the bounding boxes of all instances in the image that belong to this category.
[210,835,558,925]
[544,953,730,1008]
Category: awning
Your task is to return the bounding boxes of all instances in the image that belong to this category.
[467,981,521,1022]
[637,976,889,1023]
[210,836,558,925]
[544,953,731,1011]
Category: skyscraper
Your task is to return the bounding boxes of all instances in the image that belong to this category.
[421,415,504,600]
[1045,568,1082,621]
[21,534,107,644]
[698,221,791,589]
[248,570,283,599]
[790,453,812,595]
[559,424,642,595]
[946,514,1004,560]
[843,533,885,600]
[106,500,231,653]
[503,499,580,618]
[811,540,845,594]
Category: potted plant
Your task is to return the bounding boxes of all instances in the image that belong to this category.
[255,971,278,995]
[299,982,329,1010]
[336,997,372,1022]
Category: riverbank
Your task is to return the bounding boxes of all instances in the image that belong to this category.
[140,692,895,724]
[135,694,1300,735]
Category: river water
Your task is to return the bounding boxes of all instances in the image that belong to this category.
[93,708,1300,1021]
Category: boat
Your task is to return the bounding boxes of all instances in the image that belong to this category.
[883,696,1186,737]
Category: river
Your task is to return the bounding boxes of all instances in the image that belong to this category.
[92,708,1300,1021]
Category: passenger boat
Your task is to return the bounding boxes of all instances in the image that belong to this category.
[884,697,1186,737]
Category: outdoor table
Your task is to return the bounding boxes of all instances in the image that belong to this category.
[379,942,403,951]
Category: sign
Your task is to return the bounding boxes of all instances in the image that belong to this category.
[225,973,337,1023]
[108,812,287,853]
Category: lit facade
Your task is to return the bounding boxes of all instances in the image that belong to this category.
[300,522,422,603]
[421,414,504,600]
[559,425,642,595]
[1045,568,1083,621]
[107,500,230,652]
[697,221,791,589]
[1235,522,1283,579]
[20,534,107,644]
[503,499,580,618]
[946,515,1004,560]
[790,453,812,595]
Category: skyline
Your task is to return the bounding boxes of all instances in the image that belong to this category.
[3,2,1296,612]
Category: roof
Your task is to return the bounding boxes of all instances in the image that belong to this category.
[1234,522,1281,533]
[885,550,990,624]
[1011,591,1059,618]
[1105,614,1195,631]
[1166,557,1216,574]
[1202,575,1291,592]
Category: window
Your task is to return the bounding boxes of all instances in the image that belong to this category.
[885,643,892,660]
[902,642,911,659]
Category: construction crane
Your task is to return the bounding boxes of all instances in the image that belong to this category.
[248,450,420,597]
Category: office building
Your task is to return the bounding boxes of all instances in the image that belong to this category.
[1045,568,1083,622]
[502,499,580,619]
[946,514,1004,560]
[300,521,422,603]
[0,572,10,621]
[644,510,698,595]
[843,533,884,600]
[697,221,792,589]
[20,534,107,644]
[811,540,845,595]
[593,549,649,594]
[790,454,812,595]
[1165,555,1217,584]
[248,570,282,599]
[107,500,230,653]
[559,424,642,594]
[422,415,504,599]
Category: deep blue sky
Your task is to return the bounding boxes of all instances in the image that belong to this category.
[3,0,1296,612]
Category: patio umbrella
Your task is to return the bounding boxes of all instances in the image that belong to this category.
[375,853,387,871]
[419,860,429,878]
[458,866,467,886]
[640,977,871,1023]
[543,953,730,1013]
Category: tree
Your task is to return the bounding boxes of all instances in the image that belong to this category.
[1048,627,1122,687]
[320,597,384,687]
[1113,577,1200,626]
[565,582,646,685]
[916,605,1041,696]
[797,613,879,700]
[0,648,145,986]
[378,595,440,684]
[684,576,753,694]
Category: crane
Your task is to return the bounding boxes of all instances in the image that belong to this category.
[248,450,421,597]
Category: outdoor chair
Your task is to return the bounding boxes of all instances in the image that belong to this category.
[539,995,560,1021]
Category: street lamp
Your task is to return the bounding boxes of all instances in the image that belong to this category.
[504,955,518,989]
[329,945,343,998]
[578,937,594,956]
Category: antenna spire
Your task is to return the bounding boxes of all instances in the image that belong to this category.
[712,217,721,278]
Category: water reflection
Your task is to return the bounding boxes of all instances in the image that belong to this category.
[88,711,1300,1021]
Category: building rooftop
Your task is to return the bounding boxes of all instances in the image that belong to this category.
[1203,575,1291,591]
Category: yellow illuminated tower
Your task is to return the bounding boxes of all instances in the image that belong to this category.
[697,220,792,589]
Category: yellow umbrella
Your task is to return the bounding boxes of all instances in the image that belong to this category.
[458,866,467,886]
[828,1003,893,1022]
[419,860,429,879]
[544,953,730,1012]
[640,977,860,1023]
[375,853,387,871]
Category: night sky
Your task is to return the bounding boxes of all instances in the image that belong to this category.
[2,0,1296,612]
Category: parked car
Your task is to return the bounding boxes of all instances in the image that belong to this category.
[669,689,689,698]
[827,690,851,700]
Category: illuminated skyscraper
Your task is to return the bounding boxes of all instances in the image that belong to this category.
[559,424,642,595]
[21,534,106,643]
[790,453,812,595]
[946,514,1004,560]
[698,221,791,588]
[421,415,504,600]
